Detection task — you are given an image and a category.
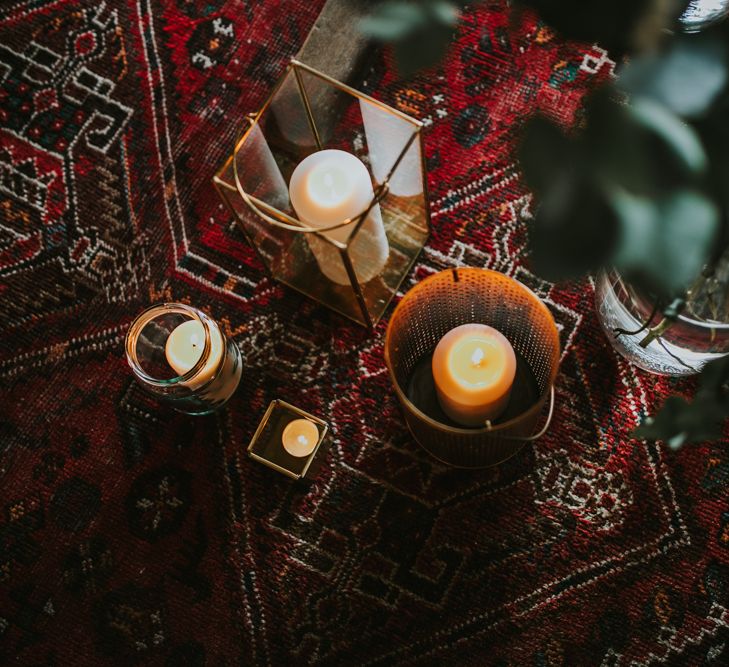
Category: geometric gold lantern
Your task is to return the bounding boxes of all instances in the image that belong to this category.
[213,60,430,327]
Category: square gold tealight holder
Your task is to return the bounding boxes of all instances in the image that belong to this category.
[214,60,430,327]
[247,399,329,480]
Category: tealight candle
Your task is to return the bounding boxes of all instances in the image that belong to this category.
[281,419,320,457]
[289,149,389,284]
[165,319,223,390]
[432,323,517,427]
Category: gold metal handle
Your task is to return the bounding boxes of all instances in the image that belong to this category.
[487,385,555,441]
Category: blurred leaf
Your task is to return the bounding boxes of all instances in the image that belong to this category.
[692,87,729,262]
[519,103,718,288]
[392,21,455,77]
[619,37,727,117]
[360,0,461,78]
[634,353,729,447]
[519,114,619,280]
[584,89,706,198]
[518,115,574,194]
[628,98,707,174]
[634,395,726,448]
[359,2,427,41]
[698,353,729,397]
[431,0,461,24]
[529,179,619,280]
[513,0,689,56]
[611,189,718,295]
[583,91,647,191]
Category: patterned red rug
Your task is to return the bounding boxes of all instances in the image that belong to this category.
[2,0,728,664]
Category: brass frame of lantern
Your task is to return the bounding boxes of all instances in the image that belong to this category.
[213,59,431,328]
[247,399,330,480]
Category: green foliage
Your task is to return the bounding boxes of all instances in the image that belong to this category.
[612,189,718,295]
[520,34,728,299]
[519,92,720,296]
[619,37,727,117]
[360,0,464,78]
[518,115,620,279]
[627,97,707,175]
[361,0,729,448]
[511,0,681,54]
[519,26,729,447]
[359,1,694,79]
[634,355,729,447]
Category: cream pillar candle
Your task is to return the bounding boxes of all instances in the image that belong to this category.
[165,319,222,388]
[163,315,243,404]
[289,149,389,285]
[165,317,242,403]
[432,323,517,427]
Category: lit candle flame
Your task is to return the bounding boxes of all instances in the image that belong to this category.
[297,434,309,446]
[470,347,485,367]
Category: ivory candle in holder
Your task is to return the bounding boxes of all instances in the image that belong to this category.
[248,400,329,480]
[384,268,560,468]
[281,418,320,457]
[432,323,516,427]
[289,149,389,285]
[165,319,223,390]
[125,303,242,415]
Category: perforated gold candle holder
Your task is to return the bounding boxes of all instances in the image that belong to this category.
[247,400,329,480]
[214,60,430,327]
[384,268,560,468]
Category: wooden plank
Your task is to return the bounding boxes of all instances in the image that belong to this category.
[296,0,377,83]
[268,0,381,148]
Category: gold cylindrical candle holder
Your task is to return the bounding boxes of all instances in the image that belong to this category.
[384,268,560,467]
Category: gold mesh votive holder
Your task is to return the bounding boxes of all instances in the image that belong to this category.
[213,60,430,327]
[248,400,329,480]
[384,268,560,467]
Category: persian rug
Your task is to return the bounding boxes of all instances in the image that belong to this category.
[1,0,728,665]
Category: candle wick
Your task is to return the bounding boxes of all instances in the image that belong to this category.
[471,347,485,367]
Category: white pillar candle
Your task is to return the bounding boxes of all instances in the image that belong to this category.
[164,318,242,403]
[289,149,389,285]
[165,319,223,388]
[164,318,240,401]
